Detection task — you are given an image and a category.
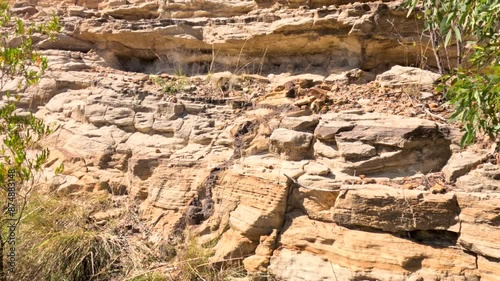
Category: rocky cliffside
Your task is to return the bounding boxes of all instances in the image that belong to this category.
[18,0,454,75]
[5,0,499,280]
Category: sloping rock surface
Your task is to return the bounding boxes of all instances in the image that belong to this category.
[6,0,498,280]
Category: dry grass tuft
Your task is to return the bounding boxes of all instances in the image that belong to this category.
[14,193,161,281]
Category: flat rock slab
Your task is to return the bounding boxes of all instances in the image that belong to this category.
[279,116,319,132]
[456,193,500,259]
[313,112,451,176]
[376,65,441,86]
[442,150,488,182]
[456,163,500,193]
[332,184,460,232]
[296,174,341,191]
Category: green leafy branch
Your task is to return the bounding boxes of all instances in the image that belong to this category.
[0,0,61,91]
[403,0,500,146]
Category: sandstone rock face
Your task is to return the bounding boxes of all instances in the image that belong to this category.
[442,150,489,182]
[315,112,451,176]
[332,184,460,232]
[269,128,314,160]
[29,55,496,280]
[456,193,500,260]
[270,212,478,281]
[11,0,498,279]
[32,0,451,74]
[456,163,500,193]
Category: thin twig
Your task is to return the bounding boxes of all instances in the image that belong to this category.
[422,104,447,122]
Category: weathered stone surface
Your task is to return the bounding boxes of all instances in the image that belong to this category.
[30,61,493,280]
[14,2,498,280]
[144,164,210,210]
[303,162,330,176]
[232,154,307,182]
[53,175,81,195]
[269,248,354,281]
[337,140,377,160]
[456,163,500,193]
[325,68,376,84]
[456,193,500,259]
[104,107,135,128]
[57,129,115,167]
[332,185,460,232]
[152,118,184,134]
[11,5,38,15]
[211,229,258,263]
[218,170,287,241]
[296,174,341,191]
[313,140,342,158]
[314,112,452,176]
[279,116,319,132]
[477,256,500,281]
[126,132,186,154]
[127,153,160,181]
[376,65,442,86]
[46,90,90,113]
[314,120,355,141]
[68,6,96,17]
[442,150,488,182]
[244,231,277,274]
[157,102,186,118]
[85,103,108,125]
[331,112,443,148]
[290,185,339,222]
[269,128,313,161]
[134,112,154,133]
[243,255,269,275]
[270,212,478,281]
[101,2,159,20]
[50,1,445,74]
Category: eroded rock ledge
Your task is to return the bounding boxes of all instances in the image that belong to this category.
[6,0,497,280]
[27,0,450,75]
[20,49,497,280]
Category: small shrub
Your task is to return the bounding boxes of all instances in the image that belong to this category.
[150,75,188,95]
[15,194,164,281]
[403,0,500,146]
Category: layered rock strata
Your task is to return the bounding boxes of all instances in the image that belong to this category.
[4,0,497,280]
[25,0,453,75]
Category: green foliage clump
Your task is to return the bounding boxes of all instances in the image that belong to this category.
[150,75,188,95]
[0,0,61,90]
[0,1,61,280]
[403,0,499,146]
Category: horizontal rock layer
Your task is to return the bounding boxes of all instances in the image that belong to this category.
[6,0,496,279]
[28,0,454,75]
